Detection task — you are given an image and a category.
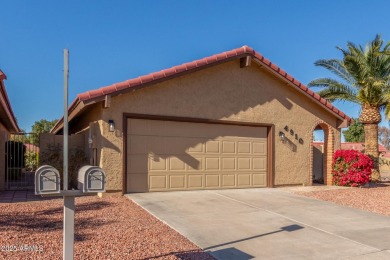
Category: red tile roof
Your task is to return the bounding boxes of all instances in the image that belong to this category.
[52,45,352,133]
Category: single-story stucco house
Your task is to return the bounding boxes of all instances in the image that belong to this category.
[0,70,21,191]
[51,46,352,195]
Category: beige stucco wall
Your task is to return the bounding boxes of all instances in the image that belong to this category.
[88,59,342,191]
[69,105,103,135]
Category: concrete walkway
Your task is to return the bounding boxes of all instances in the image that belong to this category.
[127,188,390,260]
[0,190,54,203]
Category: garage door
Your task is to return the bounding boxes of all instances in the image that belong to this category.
[126,118,267,192]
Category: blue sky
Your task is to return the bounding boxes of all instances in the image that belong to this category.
[1,1,390,135]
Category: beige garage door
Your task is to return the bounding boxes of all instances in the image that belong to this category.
[126,118,267,192]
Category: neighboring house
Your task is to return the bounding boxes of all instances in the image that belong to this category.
[313,141,387,154]
[51,46,352,194]
[0,70,21,191]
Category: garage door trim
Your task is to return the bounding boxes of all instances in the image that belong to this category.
[122,113,274,193]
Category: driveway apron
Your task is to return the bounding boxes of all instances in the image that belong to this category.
[127,188,390,259]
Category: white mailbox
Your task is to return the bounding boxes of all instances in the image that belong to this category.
[35,165,61,195]
[78,166,106,193]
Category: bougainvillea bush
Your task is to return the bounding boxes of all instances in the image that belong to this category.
[332,149,373,187]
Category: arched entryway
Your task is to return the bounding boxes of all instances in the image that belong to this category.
[310,122,335,185]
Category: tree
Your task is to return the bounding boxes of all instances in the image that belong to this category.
[379,126,390,150]
[308,34,390,181]
[31,119,58,146]
[343,119,365,142]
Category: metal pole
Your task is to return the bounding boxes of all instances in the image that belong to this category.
[63,49,74,260]
[63,196,75,259]
[63,49,69,191]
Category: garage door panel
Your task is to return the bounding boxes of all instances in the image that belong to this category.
[188,141,204,153]
[222,141,236,153]
[164,137,185,154]
[128,154,149,174]
[237,158,251,170]
[237,141,251,153]
[128,119,159,136]
[205,175,220,187]
[169,157,186,171]
[160,121,197,137]
[222,174,235,187]
[187,175,203,188]
[127,118,268,192]
[187,157,203,171]
[149,156,167,171]
[127,173,148,192]
[128,136,165,155]
[253,157,267,171]
[253,142,266,155]
[205,158,220,170]
[169,175,186,189]
[205,140,220,154]
[149,175,167,190]
[237,174,251,186]
[222,158,236,170]
[253,173,266,186]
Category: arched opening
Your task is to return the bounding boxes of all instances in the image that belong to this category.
[311,122,334,186]
[312,127,325,184]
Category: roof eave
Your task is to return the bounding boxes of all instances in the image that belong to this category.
[0,76,20,132]
[50,98,85,134]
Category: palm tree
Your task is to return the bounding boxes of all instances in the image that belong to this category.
[308,34,390,182]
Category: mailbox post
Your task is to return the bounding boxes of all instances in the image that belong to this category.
[35,165,106,259]
[34,50,107,260]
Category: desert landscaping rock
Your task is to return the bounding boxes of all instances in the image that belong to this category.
[0,196,214,260]
[292,183,390,216]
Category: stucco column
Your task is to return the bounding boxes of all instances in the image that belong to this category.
[320,124,334,186]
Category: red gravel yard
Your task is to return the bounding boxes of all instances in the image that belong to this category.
[0,196,214,260]
[293,183,390,216]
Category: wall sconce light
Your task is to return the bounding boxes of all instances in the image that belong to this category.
[279,131,286,142]
[108,120,115,132]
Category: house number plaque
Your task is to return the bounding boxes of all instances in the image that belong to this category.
[284,125,304,144]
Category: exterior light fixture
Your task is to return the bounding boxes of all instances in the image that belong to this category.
[108,120,115,132]
[279,131,286,142]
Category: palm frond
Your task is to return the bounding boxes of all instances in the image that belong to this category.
[314,59,355,85]
[317,89,359,103]
[312,34,390,114]
[308,78,359,103]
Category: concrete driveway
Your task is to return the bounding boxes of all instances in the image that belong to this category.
[127,188,390,259]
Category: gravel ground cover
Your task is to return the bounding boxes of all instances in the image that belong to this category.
[293,183,390,216]
[0,196,214,260]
